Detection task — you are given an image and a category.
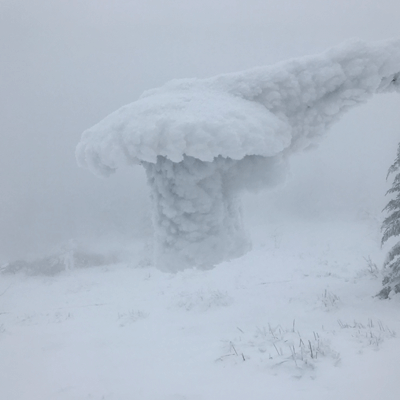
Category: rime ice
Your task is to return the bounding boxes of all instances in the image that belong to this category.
[76,39,400,270]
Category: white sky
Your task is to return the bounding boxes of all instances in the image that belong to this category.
[1,0,400,260]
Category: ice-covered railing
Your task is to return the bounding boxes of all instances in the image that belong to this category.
[76,39,400,271]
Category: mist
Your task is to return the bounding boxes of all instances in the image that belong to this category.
[1,0,400,262]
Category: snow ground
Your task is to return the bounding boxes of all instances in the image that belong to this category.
[1,217,399,400]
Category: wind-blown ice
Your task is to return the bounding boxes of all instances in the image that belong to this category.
[76,38,400,270]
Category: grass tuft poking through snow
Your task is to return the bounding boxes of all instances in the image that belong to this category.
[354,256,381,280]
[337,319,396,349]
[117,310,148,327]
[217,322,341,377]
[176,289,233,312]
[318,289,341,311]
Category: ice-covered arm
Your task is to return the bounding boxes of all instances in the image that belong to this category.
[77,39,400,177]
[209,38,400,152]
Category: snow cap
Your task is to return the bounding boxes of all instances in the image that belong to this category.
[76,38,400,177]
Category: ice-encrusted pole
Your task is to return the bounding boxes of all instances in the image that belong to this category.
[143,156,250,270]
[76,38,400,271]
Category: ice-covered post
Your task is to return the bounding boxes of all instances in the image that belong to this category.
[142,156,247,269]
[76,38,400,271]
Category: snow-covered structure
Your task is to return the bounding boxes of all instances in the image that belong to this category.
[76,39,400,271]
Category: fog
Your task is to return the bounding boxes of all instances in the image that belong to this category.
[1,0,400,262]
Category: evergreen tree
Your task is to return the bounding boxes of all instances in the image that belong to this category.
[379,142,400,298]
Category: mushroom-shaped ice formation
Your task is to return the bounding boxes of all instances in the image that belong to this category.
[76,38,400,271]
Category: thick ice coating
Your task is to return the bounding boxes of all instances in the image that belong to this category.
[76,39,400,270]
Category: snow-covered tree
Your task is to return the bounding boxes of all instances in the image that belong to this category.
[77,39,400,271]
[379,143,400,298]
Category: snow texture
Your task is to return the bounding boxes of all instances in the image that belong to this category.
[1,219,399,400]
[76,39,400,270]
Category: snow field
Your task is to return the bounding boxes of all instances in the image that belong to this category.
[1,218,399,400]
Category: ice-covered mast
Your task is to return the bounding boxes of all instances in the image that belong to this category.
[76,39,400,271]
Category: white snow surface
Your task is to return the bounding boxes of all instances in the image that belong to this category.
[76,38,400,175]
[1,218,399,400]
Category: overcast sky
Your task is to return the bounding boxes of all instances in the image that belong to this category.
[1,0,400,261]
